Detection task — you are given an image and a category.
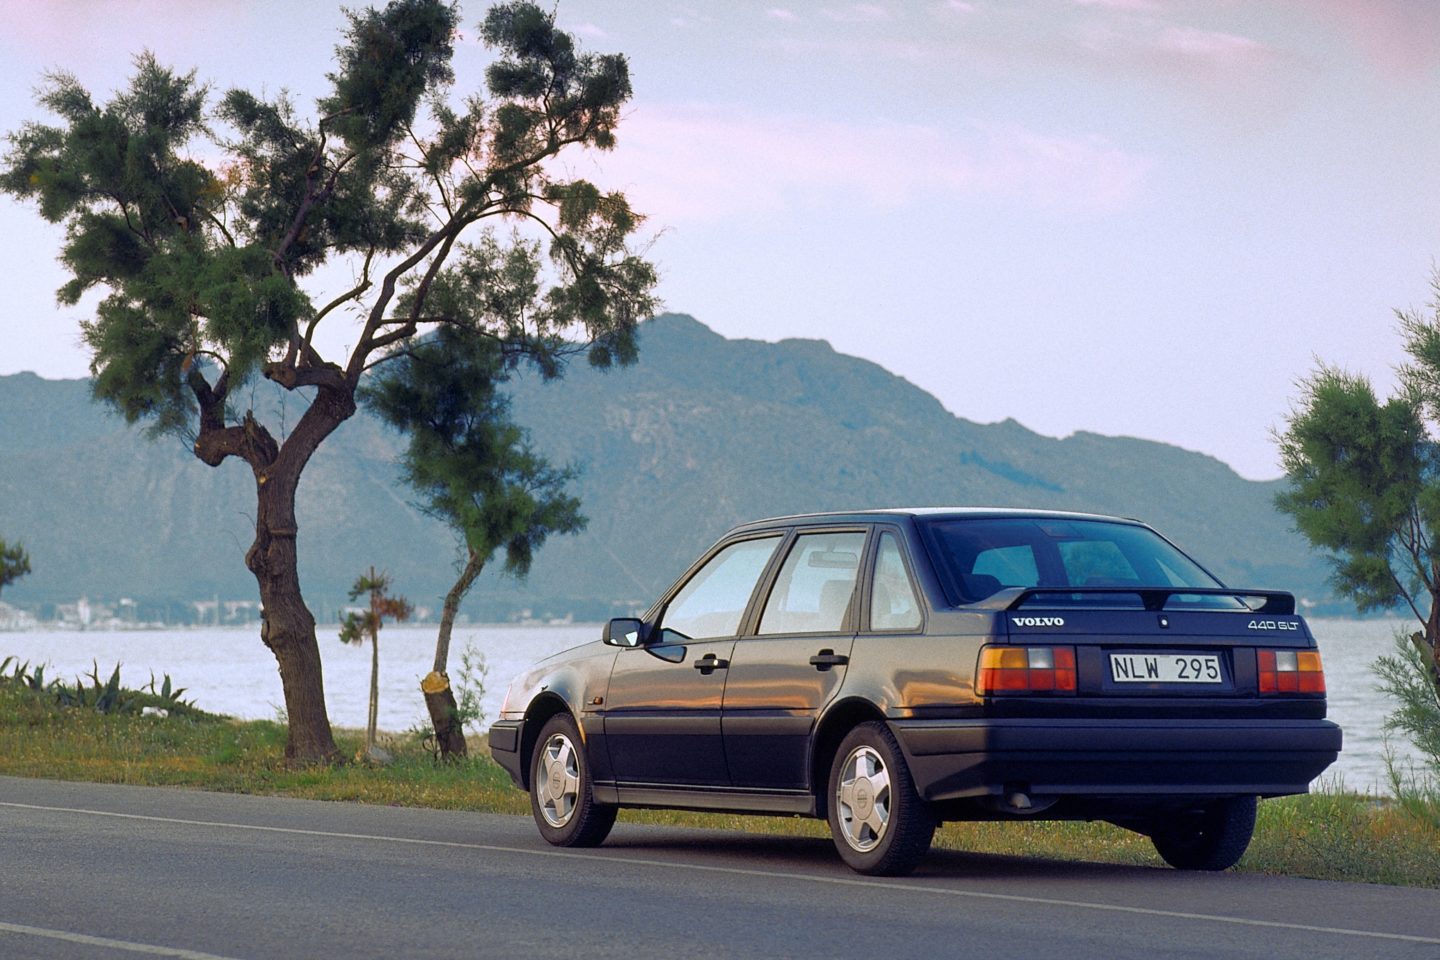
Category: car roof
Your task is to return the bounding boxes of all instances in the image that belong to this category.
[727,507,1146,535]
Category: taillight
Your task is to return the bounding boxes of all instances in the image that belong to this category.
[1257,649,1325,694]
[977,646,1076,695]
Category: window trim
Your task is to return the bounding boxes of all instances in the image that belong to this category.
[745,525,872,638]
[647,531,786,643]
[863,525,927,634]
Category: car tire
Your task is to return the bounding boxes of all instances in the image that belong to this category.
[529,713,617,847]
[1150,796,1256,871]
[826,721,935,876]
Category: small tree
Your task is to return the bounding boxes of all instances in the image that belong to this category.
[339,567,412,759]
[0,540,31,600]
[364,333,584,758]
[2,0,656,762]
[1276,274,1440,769]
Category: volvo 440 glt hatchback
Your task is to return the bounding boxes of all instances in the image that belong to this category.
[489,509,1341,876]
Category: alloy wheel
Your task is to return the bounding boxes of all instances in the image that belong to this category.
[836,744,892,852]
[536,732,581,827]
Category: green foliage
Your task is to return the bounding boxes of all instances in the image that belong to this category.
[1,0,655,444]
[363,329,585,578]
[1385,742,1440,831]
[1275,368,1428,612]
[323,0,458,156]
[1,657,47,692]
[453,640,488,731]
[0,538,32,598]
[1276,272,1440,759]
[1,656,202,717]
[1376,633,1440,771]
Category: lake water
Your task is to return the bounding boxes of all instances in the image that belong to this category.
[0,618,1426,794]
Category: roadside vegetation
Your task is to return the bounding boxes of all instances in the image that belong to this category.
[1276,274,1440,808]
[2,673,1435,888]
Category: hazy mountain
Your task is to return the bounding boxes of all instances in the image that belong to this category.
[0,314,1337,619]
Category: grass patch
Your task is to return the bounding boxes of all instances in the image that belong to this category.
[1,682,1435,886]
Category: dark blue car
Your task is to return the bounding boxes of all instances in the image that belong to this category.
[490,508,1342,875]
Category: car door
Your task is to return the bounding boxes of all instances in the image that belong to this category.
[603,534,782,786]
[722,528,869,790]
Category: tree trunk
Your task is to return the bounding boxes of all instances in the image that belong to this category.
[422,672,468,760]
[243,388,354,765]
[434,548,484,674]
[367,610,380,752]
[423,548,484,759]
[250,474,341,765]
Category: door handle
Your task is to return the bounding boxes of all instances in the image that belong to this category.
[693,654,730,672]
[809,650,849,670]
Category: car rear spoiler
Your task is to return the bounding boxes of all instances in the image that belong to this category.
[971,586,1296,615]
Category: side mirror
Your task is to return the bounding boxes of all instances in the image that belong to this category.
[602,617,646,648]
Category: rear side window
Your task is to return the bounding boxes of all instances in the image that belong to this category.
[922,518,1223,604]
[758,531,866,635]
[662,536,780,640]
[871,532,922,631]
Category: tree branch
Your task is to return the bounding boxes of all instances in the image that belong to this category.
[300,247,377,358]
[347,214,470,383]
[271,111,356,274]
[199,205,236,247]
[187,367,278,472]
[263,360,348,392]
[404,119,453,221]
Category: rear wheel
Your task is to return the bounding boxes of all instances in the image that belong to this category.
[827,721,935,876]
[1150,796,1256,871]
[529,713,616,847]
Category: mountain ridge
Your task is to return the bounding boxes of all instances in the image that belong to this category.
[0,313,1336,619]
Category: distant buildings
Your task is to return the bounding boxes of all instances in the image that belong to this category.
[0,601,37,631]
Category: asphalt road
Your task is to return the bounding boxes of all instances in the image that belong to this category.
[0,776,1436,960]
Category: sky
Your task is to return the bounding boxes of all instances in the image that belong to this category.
[1,0,1438,481]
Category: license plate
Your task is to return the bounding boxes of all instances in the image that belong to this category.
[1110,653,1221,683]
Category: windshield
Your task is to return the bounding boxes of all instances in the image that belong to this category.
[919,517,1226,605]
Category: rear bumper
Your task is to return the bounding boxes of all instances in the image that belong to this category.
[487,720,525,788]
[890,717,1342,801]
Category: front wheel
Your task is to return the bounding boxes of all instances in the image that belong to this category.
[529,714,616,847]
[1150,796,1256,871]
[827,721,935,876]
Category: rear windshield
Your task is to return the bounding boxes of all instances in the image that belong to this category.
[919,517,1225,605]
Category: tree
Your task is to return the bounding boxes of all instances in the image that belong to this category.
[0,539,32,600]
[2,1,657,761]
[339,567,412,759]
[1276,274,1440,767]
[364,332,584,758]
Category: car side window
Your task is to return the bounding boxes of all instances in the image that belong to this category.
[660,537,780,641]
[757,531,866,635]
[871,532,921,631]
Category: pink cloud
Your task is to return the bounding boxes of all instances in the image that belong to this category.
[578,104,1151,223]
[1074,19,1287,90]
[1153,26,1268,62]
[1072,0,1162,10]
[822,4,891,23]
[1284,0,1440,78]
